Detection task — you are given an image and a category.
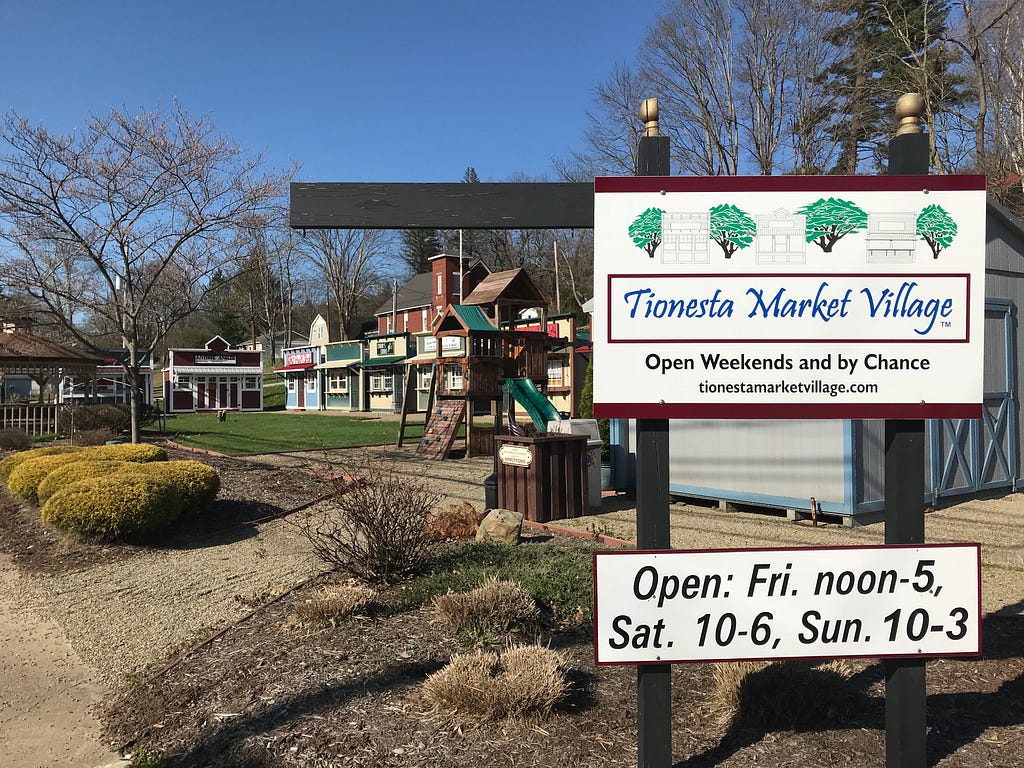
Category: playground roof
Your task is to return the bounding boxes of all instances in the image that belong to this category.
[450,305,498,333]
[462,268,547,308]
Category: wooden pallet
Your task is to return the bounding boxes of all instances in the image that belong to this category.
[415,399,466,459]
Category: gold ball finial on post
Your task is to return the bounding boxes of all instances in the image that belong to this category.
[641,98,660,137]
[895,93,926,136]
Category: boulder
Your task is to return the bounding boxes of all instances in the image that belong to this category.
[475,508,523,544]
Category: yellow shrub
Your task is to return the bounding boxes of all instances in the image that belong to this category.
[37,459,128,504]
[123,460,220,513]
[81,443,167,463]
[41,474,182,541]
[0,445,85,484]
[7,453,87,504]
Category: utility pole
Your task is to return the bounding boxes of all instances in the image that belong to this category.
[634,97,672,768]
[884,92,929,768]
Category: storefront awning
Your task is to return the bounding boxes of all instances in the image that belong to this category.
[275,362,317,373]
[315,359,361,370]
[404,354,438,365]
[355,355,407,369]
[170,366,263,375]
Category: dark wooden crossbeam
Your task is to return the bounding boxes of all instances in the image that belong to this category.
[289,182,594,230]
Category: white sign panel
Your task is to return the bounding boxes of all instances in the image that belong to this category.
[593,545,981,664]
[593,175,987,419]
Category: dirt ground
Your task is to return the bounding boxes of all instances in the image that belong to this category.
[0,442,1022,767]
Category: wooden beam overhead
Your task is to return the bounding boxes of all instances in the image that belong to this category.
[289,182,595,230]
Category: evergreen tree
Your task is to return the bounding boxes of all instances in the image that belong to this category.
[821,0,964,173]
[399,229,441,275]
[441,167,485,265]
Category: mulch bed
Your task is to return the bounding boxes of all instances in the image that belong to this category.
[2,445,1023,766]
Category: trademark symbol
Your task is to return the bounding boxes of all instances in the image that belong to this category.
[941,321,952,328]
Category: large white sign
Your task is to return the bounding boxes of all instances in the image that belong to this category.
[593,176,987,419]
[593,545,981,665]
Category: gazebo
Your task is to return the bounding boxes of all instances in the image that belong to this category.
[0,325,102,433]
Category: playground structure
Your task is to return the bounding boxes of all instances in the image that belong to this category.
[401,267,572,459]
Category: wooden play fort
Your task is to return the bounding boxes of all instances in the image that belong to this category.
[404,267,562,458]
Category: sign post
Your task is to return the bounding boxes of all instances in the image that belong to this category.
[633,98,673,768]
[884,93,930,768]
[593,96,986,768]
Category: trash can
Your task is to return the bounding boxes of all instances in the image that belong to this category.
[495,433,588,523]
[547,419,602,511]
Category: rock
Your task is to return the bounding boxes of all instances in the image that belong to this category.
[475,508,523,544]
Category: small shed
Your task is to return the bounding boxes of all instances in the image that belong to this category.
[165,336,263,413]
[319,340,364,411]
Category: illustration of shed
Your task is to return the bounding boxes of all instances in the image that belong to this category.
[660,212,711,264]
[755,208,807,264]
[866,211,918,263]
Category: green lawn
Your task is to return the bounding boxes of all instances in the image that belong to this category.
[146,411,428,455]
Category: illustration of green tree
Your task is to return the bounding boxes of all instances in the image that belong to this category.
[708,204,756,258]
[796,197,868,253]
[916,204,958,259]
[628,207,665,258]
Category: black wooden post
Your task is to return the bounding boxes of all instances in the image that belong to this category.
[635,98,673,768]
[884,93,930,768]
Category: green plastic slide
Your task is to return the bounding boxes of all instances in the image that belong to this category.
[505,378,562,431]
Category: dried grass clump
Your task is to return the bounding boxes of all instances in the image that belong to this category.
[710,659,854,728]
[292,583,379,625]
[426,501,485,541]
[421,645,567,722]
[432,577,541,642]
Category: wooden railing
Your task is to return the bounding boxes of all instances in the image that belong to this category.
[0,404,67,437]
[502,332,549,384]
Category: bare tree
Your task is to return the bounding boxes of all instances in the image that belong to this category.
[638,0,838,176]
[555,64,650,179]
[0,104,287,440]
[300,229,393,340]
[642,0,742,175]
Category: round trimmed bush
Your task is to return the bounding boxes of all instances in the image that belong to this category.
[41,474,183,540]
[81,443,167,463]
[125,460,220,513]
[7,453,88,503]
[37,459,128,504]
[0,445,85,484]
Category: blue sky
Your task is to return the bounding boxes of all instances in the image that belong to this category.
[1,1,662,183]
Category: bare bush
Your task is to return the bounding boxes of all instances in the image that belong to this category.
[421,645,568,723]
[0,428,30,451]
[432,577,541,643]
[73,428,116,446]
[294,452,444,584]
[292,583,378,626]
[710,659,853,728]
